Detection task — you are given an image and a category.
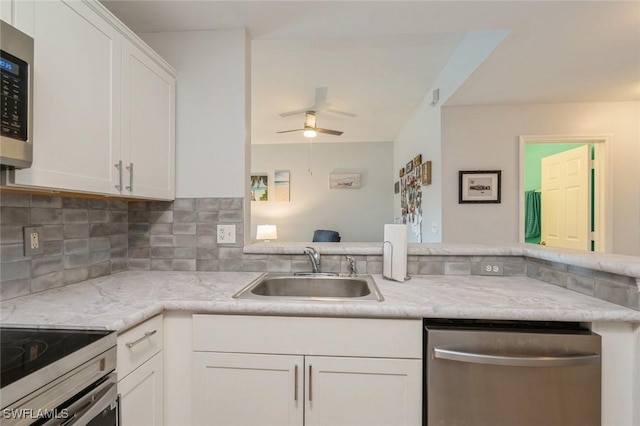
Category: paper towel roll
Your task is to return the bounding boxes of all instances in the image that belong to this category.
[383,224,408,282]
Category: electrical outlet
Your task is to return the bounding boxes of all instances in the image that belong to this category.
[23,226,44,255]
[217,224,236,244]
[480,261,504,276]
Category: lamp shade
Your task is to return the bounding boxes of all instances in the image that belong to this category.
[256,224,278,241]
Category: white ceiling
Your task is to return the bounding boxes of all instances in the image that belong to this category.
[102,1,640,144]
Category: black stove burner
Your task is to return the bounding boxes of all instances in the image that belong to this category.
[0,327,112,389]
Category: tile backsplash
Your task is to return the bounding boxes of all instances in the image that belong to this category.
[1,193,128,300]
[1,192,638,311]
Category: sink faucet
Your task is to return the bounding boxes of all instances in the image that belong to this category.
[304,247,320,273]
[346,256,356,276]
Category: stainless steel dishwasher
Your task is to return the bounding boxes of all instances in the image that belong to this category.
[424,319,601,426]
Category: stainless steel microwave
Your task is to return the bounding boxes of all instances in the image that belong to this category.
[1,20,33,169]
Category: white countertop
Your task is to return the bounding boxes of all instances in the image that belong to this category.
[1,271,639,332]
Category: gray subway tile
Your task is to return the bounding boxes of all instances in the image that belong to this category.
[218,260,243,272]
[0,260,30,281]
[196,247,218,260]
[128,210,149,224]
[89,237,110,252]
[151,259,173,271]
[567,274,596,296]
[220,198,243,209]
[172,259,196,271]
[32,271,64,292]
[62,197,88,209]
[89,262,111,279]
[174,210,196,223]
[128,259,150,270]
[63,224,90,239]
[41,240,63,256]
[147,201,173,211]
[595,280,631,307]
[109,211,128,223]
[32,256,64,277]
[64,267,90,285]
[90,223,110,237]
[128,201,148,211]
[1,244,29,263]
[150,210,173,224]
[90,250,111,264]
[151,247,175,259]
[1,278,31,300]
[31,208,61,225]
[64,253,90,269]
[1,226,24,244]
[41,225,63,241]
[174,235,196,247]
[110,223,128,235]
[88,199,109,209]
[128,247,150,259]
[173,198,196,210]
[150,223,173,235]
[196,259,218,271]
[1,206,30,225]
[150,235,174,247]
[242,260,267,272]
[196,211,218,224]
[31,195,62,208]
[175,247,197,259]
[89,210,109,223]
[196,198,220,211]
[64,239,89,254]
[109,200,128,211]
[196,223,216,235]
[63,209,88,224]
[219,210,243,222]
[173,223,196,235]
[0,193,30,207]
[110,234,128,249]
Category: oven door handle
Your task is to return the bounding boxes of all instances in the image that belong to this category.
[57,377,118,426]
[433,347,600,367]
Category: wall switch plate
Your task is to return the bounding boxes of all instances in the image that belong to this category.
[480,261,504,276]
[217,224,236,244]
[23,226,44,255]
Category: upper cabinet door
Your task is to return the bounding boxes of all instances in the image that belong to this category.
[121,39,175,200]
[11,0,121,195]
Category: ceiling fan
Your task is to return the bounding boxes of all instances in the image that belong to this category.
[276,111,343,138]
[279,87,356,118]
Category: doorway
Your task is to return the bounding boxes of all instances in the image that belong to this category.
[518,135,611,253]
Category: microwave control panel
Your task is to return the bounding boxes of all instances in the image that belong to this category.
[1,50,29,142]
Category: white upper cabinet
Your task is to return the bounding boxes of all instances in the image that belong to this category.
[11,0,122,195]
[6,0,176,200]
[120,38,175,200]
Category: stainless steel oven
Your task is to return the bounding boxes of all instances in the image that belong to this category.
[1,327,118,426]
[424,319,601,426]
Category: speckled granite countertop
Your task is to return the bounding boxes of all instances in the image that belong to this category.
[2,271,639,332]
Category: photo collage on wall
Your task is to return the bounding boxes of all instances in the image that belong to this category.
[397,154,428,238]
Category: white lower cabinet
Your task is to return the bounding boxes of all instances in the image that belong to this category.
[119,351,164,426]
[191,315,423,426]
[117,314,164,425]
[192,352,421,426]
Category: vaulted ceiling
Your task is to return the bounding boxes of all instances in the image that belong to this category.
[102,1,640,144]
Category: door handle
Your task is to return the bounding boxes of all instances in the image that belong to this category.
[434,347,600,367]
[308,364,313,401]
[294,364,299,401]
[125,162,134,191]
[114,161,123,191]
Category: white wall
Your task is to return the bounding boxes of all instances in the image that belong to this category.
[393,30,508,242]
[441,101,640,256]
[251,142,394,242]
[141,30,250,198]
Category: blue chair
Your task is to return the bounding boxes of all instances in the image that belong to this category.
[312,230,341,242]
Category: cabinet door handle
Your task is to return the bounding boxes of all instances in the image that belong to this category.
[308,364,313,401]
[125,330,157,348]
[114,161,123,191]
[125,162,134,191]
[294,364,299,401]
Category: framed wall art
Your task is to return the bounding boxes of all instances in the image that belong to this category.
[459,170,501,203]
[329,173,361,189]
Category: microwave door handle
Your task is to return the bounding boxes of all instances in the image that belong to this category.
[57,381,118,426]
[433,347,600,368]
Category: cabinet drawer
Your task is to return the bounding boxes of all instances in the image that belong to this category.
[192,315,422,359]
[118,315,163,379]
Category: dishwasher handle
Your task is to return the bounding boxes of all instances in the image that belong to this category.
[433,347,600,368]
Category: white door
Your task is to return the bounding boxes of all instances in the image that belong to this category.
[192,352,304,426]
[305,356,422,426]
[119,352,164,426]
[541,145,591,250]
[121,39,175,200]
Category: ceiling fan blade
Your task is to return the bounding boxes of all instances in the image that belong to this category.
[279,108,312,118]
[324,108,357,117]
[316,128,343,136]
[276,129,304,134]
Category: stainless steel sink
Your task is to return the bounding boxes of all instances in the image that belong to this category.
[232,273,384,302]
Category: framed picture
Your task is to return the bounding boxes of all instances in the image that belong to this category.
[329,173,361,189]
[413,154,422,168]
[250,174,268,201]
[394,181,400,194]
[399,167,405,178]
[405,160,413,173]
[421,161,432,185]
[459,170,501,203]
[274,170,290,202]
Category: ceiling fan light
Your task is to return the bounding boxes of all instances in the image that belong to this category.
[303,129,317,138]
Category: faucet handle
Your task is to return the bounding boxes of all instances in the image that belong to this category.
[346,256,356,276]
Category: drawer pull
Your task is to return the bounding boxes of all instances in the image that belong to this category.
[125,330,157,348]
